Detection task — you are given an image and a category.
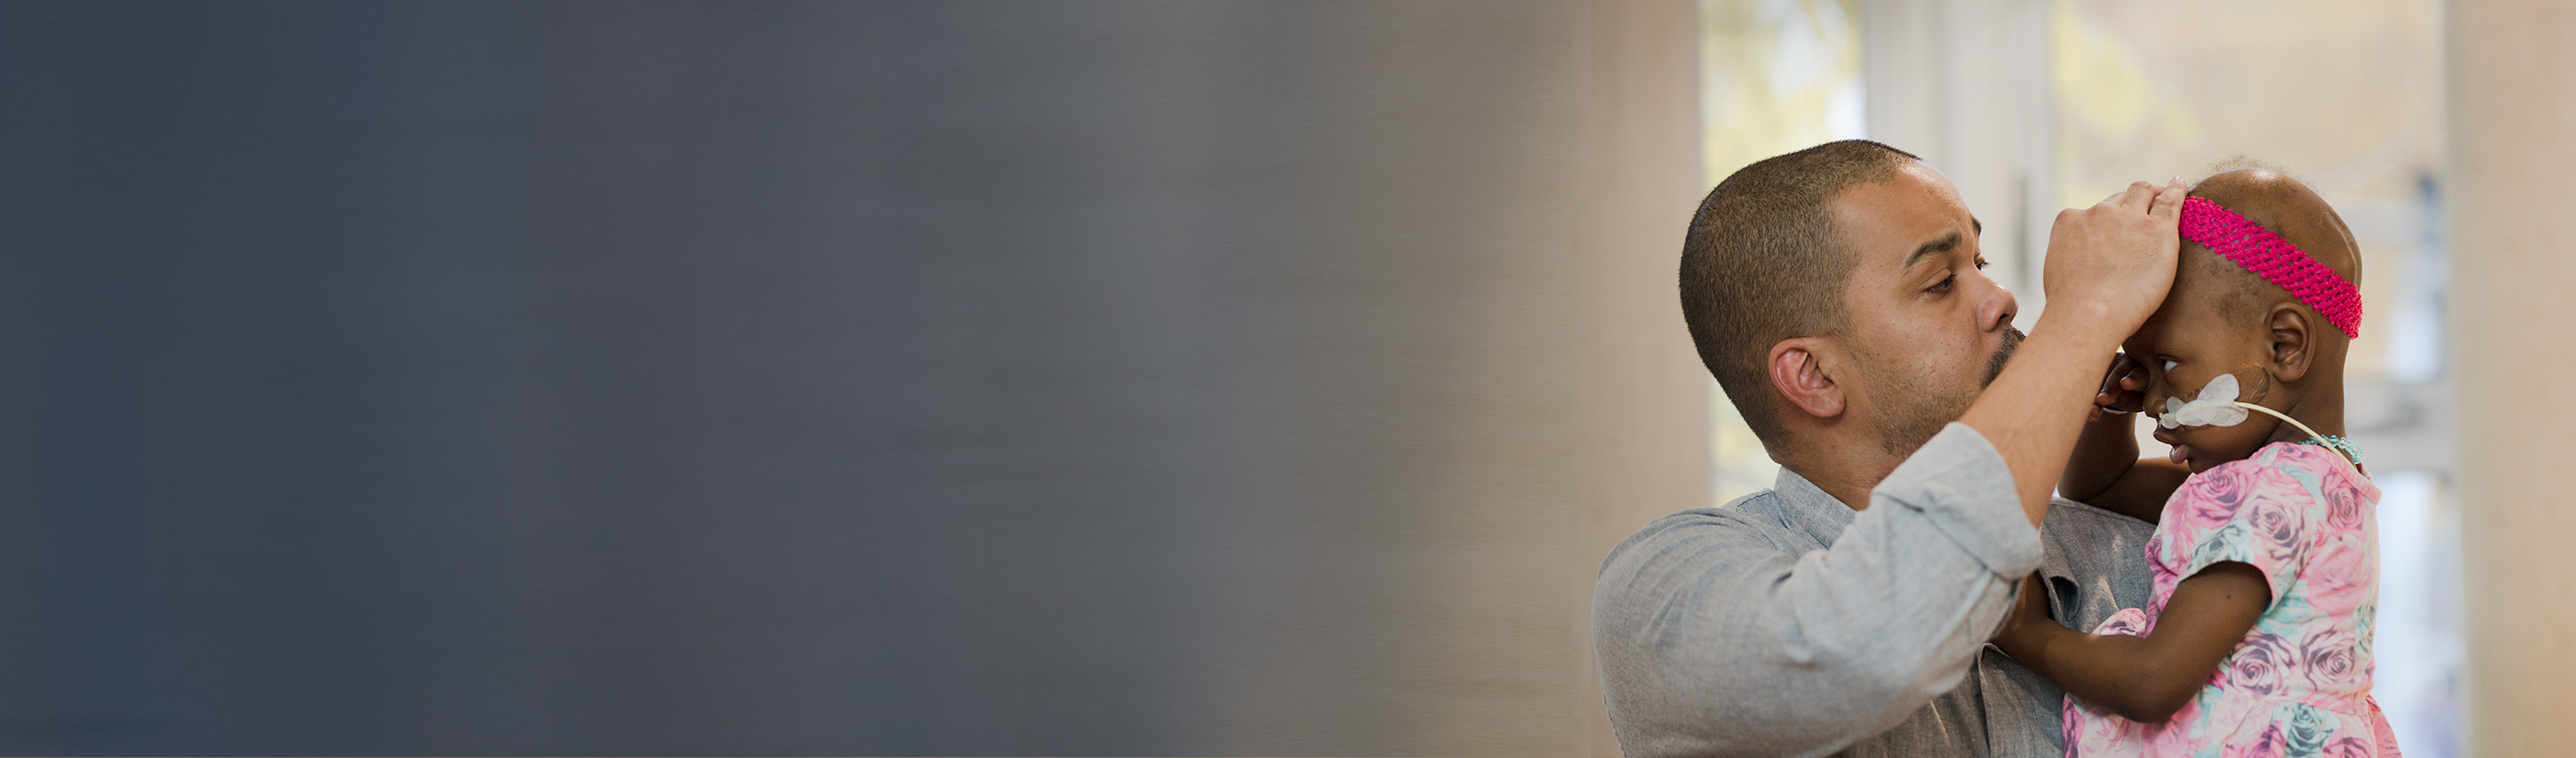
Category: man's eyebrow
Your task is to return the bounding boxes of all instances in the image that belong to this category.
[1904,231,1963,268]
[1972,217,1983,235]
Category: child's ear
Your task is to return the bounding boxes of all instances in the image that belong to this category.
[1767,337,1847,420]
[2267,303,2312,382]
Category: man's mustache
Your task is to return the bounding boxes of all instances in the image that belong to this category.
[1983,326,2026,387]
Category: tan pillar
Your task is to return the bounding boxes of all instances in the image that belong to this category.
[2448,3,2576,754]
[1863,0,2055,317]
[1573,0,1710,755]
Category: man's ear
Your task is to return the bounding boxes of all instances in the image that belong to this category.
[1767,337,1847,420]
[2266,304,2313,383]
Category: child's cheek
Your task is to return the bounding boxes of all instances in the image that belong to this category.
[2221,365,2273,404]
[2189,417,2271,463]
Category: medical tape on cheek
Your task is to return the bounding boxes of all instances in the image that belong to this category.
[2159,370,2360,464]
[2162,373,2249,429]
[2159,366,2267,429]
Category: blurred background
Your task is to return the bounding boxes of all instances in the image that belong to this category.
[0,0,2558,756]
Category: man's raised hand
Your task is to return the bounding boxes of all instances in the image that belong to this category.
[2040,177,2188,338]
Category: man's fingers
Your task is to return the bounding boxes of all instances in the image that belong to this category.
[2113,180,2158,211]
[2146,176,2188,223]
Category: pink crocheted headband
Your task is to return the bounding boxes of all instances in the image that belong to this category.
[2176,196,2362,339]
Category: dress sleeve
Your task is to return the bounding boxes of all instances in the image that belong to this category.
[2164,457,2314,605]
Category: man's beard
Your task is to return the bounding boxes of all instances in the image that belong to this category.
[1870,326,2027,457]
[1983,326,2026,387]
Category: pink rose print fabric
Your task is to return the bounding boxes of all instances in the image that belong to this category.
[2063,442,2402,757]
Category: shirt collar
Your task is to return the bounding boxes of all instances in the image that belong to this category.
[1773,466,1858,547]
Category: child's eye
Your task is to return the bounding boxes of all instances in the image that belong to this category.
[2161,359,2178,373]
[1974,257,1990,270]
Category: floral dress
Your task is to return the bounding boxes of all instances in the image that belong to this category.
[2063,442,2402,757]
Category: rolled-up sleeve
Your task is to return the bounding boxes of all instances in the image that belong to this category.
[1592,423,2043,758]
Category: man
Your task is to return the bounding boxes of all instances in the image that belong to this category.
[1592,140,2181,757]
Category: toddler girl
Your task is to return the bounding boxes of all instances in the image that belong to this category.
[1993,167,2401,757]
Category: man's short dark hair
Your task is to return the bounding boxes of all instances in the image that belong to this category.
[1680,139,1920,450]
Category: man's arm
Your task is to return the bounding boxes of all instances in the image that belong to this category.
[1593,426,2038,758]
[1962,179,2190,525]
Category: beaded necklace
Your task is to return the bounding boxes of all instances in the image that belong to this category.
[2229,401,2363,466]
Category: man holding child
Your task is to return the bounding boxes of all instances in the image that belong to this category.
[1591,140,2186,757]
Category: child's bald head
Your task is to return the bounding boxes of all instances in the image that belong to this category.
[2181,167,2363,338]
[2131,165,2361,468]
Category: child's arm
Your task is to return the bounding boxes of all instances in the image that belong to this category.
[2060,411,2190,522]
[1993,562,2271,722]
[2058,354,2190,522]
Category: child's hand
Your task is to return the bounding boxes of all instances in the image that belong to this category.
[2089,351,2150,422]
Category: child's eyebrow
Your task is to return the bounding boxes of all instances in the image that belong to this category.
[1905,231,1965,268]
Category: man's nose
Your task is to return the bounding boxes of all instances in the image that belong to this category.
[1979,279,2021,333]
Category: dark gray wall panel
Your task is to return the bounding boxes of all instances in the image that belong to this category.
[0,2,1580,754]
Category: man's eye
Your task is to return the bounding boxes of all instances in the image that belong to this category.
[1930,274,1956,293]
[1974,257,1990,270]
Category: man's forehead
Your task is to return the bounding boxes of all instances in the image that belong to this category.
[1829,167,1979,268]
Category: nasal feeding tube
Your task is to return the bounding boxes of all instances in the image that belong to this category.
[2159,371,2361,464]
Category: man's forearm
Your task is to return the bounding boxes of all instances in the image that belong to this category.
[1960,301,2131,526]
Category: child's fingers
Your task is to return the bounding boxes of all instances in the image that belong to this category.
[2100,352,2146,393]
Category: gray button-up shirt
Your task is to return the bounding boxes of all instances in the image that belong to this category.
[1593,423,2155,757]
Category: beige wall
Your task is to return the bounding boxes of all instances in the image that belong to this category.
[1574,0,1713,755]
[2448,2,2576,755]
